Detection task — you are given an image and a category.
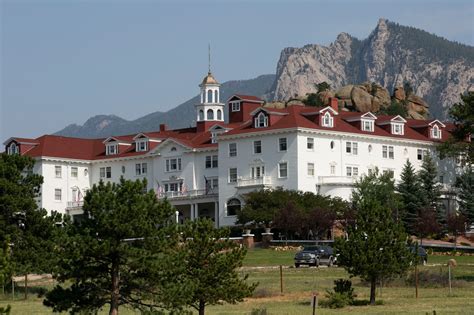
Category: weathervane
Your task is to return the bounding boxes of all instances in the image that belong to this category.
[208,43,211,74]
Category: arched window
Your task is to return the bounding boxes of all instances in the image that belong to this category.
[322,112,333,127]
[330,141,335,150]
[214,90,219,103]
[199,109,204,121]
[227,198,241,216]
[7,142,18,155]
[217,109,222,120]
[207,90,213,103]
[255,112,268,128]
[431,125,441,139]
[207,109,214,120]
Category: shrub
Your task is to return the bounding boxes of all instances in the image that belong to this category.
[251,308,268,315]
[321,279,356,309]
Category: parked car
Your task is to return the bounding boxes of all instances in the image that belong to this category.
[409,246,428,265]
[294,245,336,267]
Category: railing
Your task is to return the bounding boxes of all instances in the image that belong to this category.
[236,176,272,188]
[318,176,356,186]
[157,189,217,199]
[67,201,84,208]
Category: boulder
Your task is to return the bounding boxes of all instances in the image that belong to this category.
[393,86,406,101]
[335,85,354,99]
[371,97,381,113]
[407,101,429,119]
[372,85,391,108]
[351,86,373,112]
[407,94,429,108]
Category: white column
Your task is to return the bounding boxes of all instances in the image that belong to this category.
[214,202,219,228]
[195,203,199,220]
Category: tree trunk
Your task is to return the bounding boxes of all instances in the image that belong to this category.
[370,278,376,305]
[109,260,120,315]
[198,299,205,315]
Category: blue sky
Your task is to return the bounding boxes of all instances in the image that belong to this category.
[1,0,473,140]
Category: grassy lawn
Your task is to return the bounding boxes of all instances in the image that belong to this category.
[2,248,474,314]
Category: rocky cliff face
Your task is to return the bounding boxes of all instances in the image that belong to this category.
[273,19,474,119]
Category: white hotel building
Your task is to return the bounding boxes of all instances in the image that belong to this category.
[4,71,460,226]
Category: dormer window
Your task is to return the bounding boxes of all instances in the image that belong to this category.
[391,123,404,135]
[231,102,241,112]
[362,120,374,132]
[106,143,118,155]
[7,142,19,155]
[431,125,441,139]
[255,112,268,128]
[322,112,334,127]
[136,139,148,152]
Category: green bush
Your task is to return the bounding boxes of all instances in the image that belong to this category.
[321,279,356,308]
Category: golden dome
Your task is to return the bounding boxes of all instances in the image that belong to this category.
[201,72,219,85]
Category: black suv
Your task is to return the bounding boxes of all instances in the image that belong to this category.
[294,245,336,268]
[409,246,428,265]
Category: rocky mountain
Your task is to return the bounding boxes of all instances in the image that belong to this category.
[272,18,474,119]
[55,74,275,138]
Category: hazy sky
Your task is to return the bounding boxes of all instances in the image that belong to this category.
[1,0,473,141]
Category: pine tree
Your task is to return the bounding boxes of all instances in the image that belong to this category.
[335,170,411,305]
[178,219,257,315]
[397,160,423,234]
[418,155,444,232]
[44,178,185,315]
[455,167,474,225]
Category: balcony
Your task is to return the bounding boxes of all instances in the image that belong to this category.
[236,176,272,188]
[318,176,356,186]
[66,201,84,209]
[157,189,218,200]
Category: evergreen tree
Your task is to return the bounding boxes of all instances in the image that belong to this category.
[455,167,474,225]
[397,160,424,234]
[438,91,474,165]
[44,179,185,315]
[178,219,257,315]
[0,153,62,297]
[335,170,411,305]
[316,82,331,93]
[418,155,444,231]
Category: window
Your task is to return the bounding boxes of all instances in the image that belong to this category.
[307,137,314,150]
[71,167,78,178]
[106,144,118,155]
[346,142,358,155]
[382,145,394,159]
[7,143,19,155]
[229,168,238,183]
[391,123,404,135]
[229,143,237,157]
[217,109,222,120]
[383,169,395,177]
[227,198,241,216]
[207,109,214,120]
[330,141,335,150]
[279,138,287,151]
[165,158,182,172]
[362,120,374,132]
[54,189,62,201]
[330,164,336,175]
[417,149,429,160]
[322,112,334,127]
[205,155,218,168]
[231,102,240,112]
[164,182,183,192]
[199,110,204,121]
[207,90,213,103]
[55,166,62,178]
[136,140,148,152]
[255,112,268,128]
[135,163,147,176]
[307,163,315,176]
[278,162,288,178]
[439,175,444,184]
[346,166,359,177]
[251,165,265,179]
[368,144,373,153]
[100,167,111,179]
[253,140,262,154]
[431,125,441,139]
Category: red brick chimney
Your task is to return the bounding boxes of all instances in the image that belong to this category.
[330,97,339,112]
[159,124,167,132]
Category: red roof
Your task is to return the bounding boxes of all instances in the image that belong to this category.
[5,98,453,160]
[231,94,264,102]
